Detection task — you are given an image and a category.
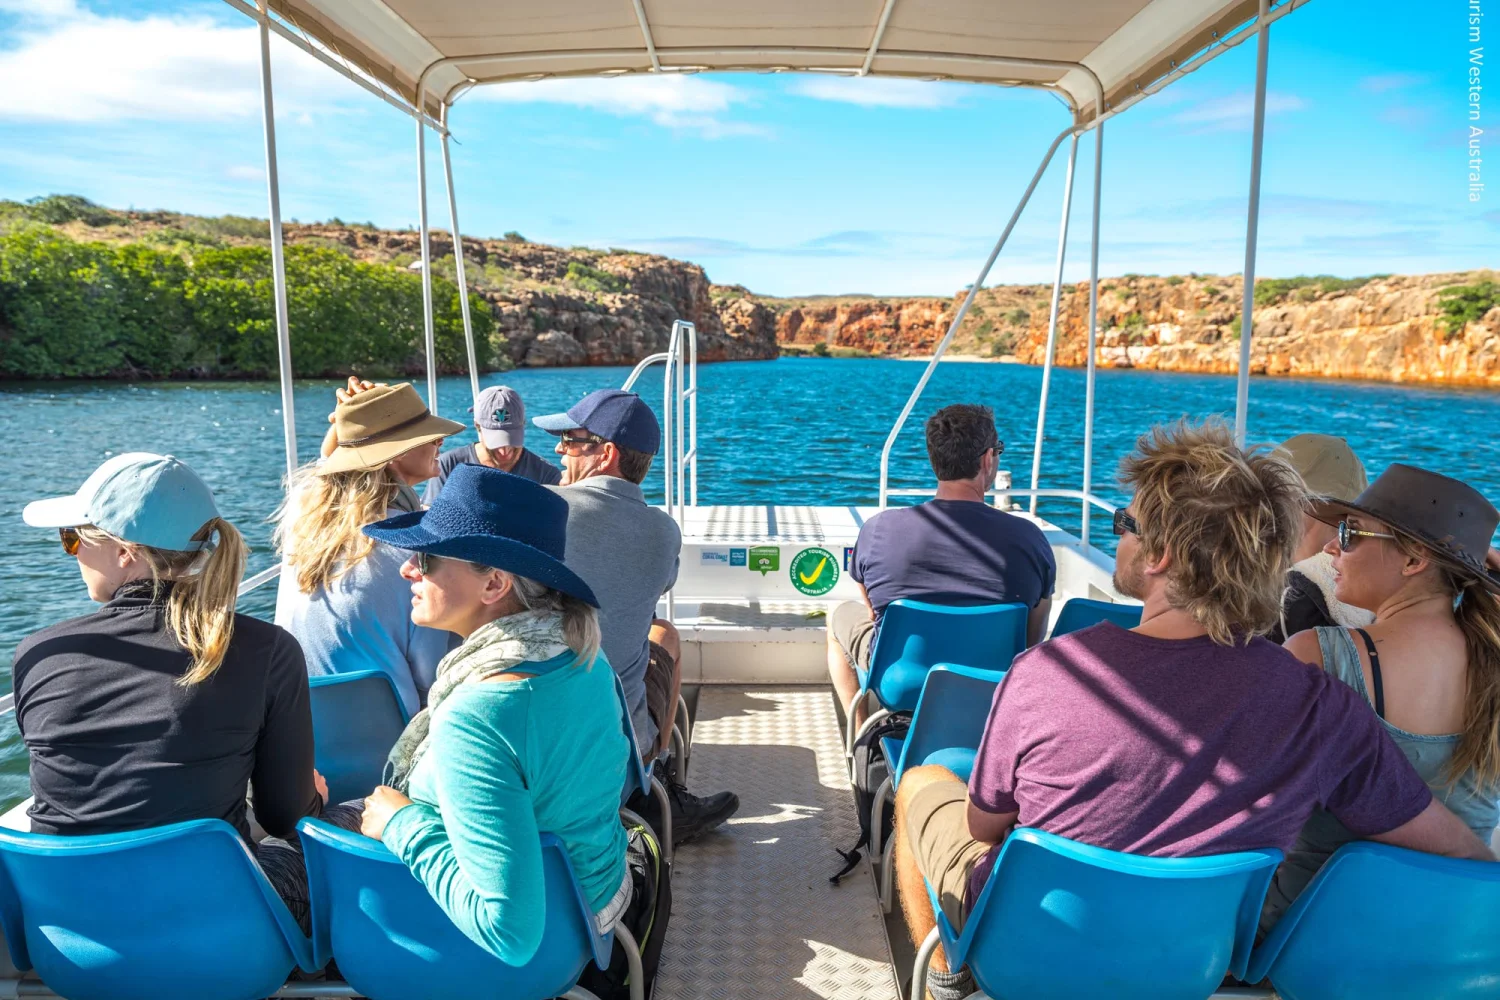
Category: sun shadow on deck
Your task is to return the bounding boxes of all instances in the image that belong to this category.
[655,688,900,1000]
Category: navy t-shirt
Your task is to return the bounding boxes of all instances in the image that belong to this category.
[423,444,562,504]
[853,500,1056,620]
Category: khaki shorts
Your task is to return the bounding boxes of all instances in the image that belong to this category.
[904,776,992,932]
[830,600,877,673]
[643,640,676,754]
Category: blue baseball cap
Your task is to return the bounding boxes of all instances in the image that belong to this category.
[532,389,661,455]
[23,452,221,552]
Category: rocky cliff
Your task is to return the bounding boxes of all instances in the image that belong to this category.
[764,272,1500,388]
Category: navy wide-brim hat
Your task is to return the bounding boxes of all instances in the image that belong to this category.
[363,463,598,607]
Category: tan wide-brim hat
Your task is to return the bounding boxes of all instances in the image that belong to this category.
[1278,433,1367,503]
[319,382,465,476]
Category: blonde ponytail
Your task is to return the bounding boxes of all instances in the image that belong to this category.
[75,518,247,685]
[1449,576,1500,790]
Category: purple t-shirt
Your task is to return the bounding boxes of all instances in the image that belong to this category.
[853,500,1055,620]
[965,622,1433,905]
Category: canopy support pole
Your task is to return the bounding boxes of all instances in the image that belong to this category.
[439,103,480,405]
[257,0,297,480]
[1080,121,1104,548]
[1235,0,1271,446]
[416,113,438,414]
[878,124,1079,507]
[1028,134,1079,516]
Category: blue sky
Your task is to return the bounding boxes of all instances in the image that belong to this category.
[0,0,1492,296]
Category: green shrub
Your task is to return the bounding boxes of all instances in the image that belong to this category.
[1165,275,1185,286]
[503,231,527,243]
[811,341,830,357]
[564,261,625,294]
[1436,280,1500,339]
[1122,312,1146,331]
[1005,307,1030,325]
[0,229,501,378]
[23,194,117,227]
[1253,275,1377,307]
[1203,285,1222,298]
[1230,314,1243,338]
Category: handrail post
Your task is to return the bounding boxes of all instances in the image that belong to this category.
[1080,121,1104,549]
[415,98,438,415]
[878,124,1076,506]
[256,0,297,481]
[439,102,480,405]
[1236,0,1272,447]
[675,322,686,518]
[1028,133,1079,516]
[661,323,680,526]
[688,322,699,507]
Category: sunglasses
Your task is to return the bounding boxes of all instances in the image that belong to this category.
[1337,519,1397,552]
[1112,509,1139,537]
[558,433,606,450]
[59,527,81,556]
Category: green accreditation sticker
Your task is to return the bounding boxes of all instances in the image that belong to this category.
[789,546,839,596]
[748,546,780,576]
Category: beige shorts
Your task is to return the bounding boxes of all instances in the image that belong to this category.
[830,600,877,672]
[904,775,992,931]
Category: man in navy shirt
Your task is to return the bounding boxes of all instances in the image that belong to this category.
[827,404,1056,729]
[424,385,561,504]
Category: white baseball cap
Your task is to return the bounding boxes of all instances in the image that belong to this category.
[23,453,221,552]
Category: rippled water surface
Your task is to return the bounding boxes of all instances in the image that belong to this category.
[2,357,1498,809]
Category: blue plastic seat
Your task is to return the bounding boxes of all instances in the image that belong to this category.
[0,820,315,1000]
[847,600,1027,758]
[1247,841,1500,999]
[300,819,634,1000]
[1049,596,1142,638]
[308,670,411,803]
[871,664,1008,911]
[914,828,1281,1000]
[612,674,674,863]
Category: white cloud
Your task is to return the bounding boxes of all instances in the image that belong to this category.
[788,76,968,109]
[471,75,767,137]
[0,3,350,123]
[225,164,264,181]
[1361,73,1427,95]
[1165,91,1306,130]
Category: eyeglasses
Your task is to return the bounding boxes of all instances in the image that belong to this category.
[59,527,81,556]
[413,551,440,576]
[1337,519,1397,552]
[558,433,606,451]
[1112,509,1139,537]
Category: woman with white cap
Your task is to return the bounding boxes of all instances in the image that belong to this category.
[1263,464,1500,927]
[274,382,465,716]
[13,453,327,924]
[351,463,632,964]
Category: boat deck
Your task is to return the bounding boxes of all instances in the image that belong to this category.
[656,687,899,1000]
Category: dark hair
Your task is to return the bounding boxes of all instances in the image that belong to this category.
[615,444,655,485]
[925,404,1001,481]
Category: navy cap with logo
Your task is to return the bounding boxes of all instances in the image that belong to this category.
[532,389,662,455]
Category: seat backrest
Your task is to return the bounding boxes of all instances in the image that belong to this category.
[1049,597,1143,638]
[894,664,1007,785]
[951,829,1280,1000]
[612,674,654,805]
[1248,841,1500,998]
[0,820,311,1000]
[308,670,410,803]
[300,819,608,1000]
[867,600,1027,713]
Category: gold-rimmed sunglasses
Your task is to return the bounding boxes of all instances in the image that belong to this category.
[1336,519,1396,552]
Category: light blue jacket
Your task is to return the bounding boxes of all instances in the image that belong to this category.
[274,539,454,716]
[383,650,631,964]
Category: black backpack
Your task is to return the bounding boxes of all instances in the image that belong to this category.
[577,823,671,1000]
[830,711,911,883]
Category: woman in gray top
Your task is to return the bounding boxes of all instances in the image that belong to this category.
[1265,463,1500,928]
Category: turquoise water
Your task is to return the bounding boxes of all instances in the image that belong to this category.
[2,357,1498,809]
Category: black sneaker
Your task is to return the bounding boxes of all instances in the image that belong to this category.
[665,779,739,845]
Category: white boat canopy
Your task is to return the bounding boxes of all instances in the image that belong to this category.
[262,0,1270,119]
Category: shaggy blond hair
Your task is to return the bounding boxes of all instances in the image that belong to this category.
[274,463,403,594]
[1120,418,1309,645]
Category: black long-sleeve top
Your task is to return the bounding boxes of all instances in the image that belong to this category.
[12,580,323,844]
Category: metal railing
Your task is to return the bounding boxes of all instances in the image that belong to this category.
[622,320,699,527]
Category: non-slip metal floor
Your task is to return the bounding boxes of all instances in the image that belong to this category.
[653,688,901,1000]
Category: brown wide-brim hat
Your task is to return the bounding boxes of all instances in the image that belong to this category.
[1313,463,1500,596]
[319,382,465,476]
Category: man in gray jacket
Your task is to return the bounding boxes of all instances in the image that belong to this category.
[536,388,738,844]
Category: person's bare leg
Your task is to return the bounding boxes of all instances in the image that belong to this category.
[826,625,867,731]
[649,618,684,759]
[894,764,964,992]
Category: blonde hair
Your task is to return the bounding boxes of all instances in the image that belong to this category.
[1390,533,1500,790]
[77,519,247,685]
[274,462,402,594]
[1120,418,1309,645]
[504,570,602,668]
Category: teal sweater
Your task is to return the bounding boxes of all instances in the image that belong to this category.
[382,650,630,964]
